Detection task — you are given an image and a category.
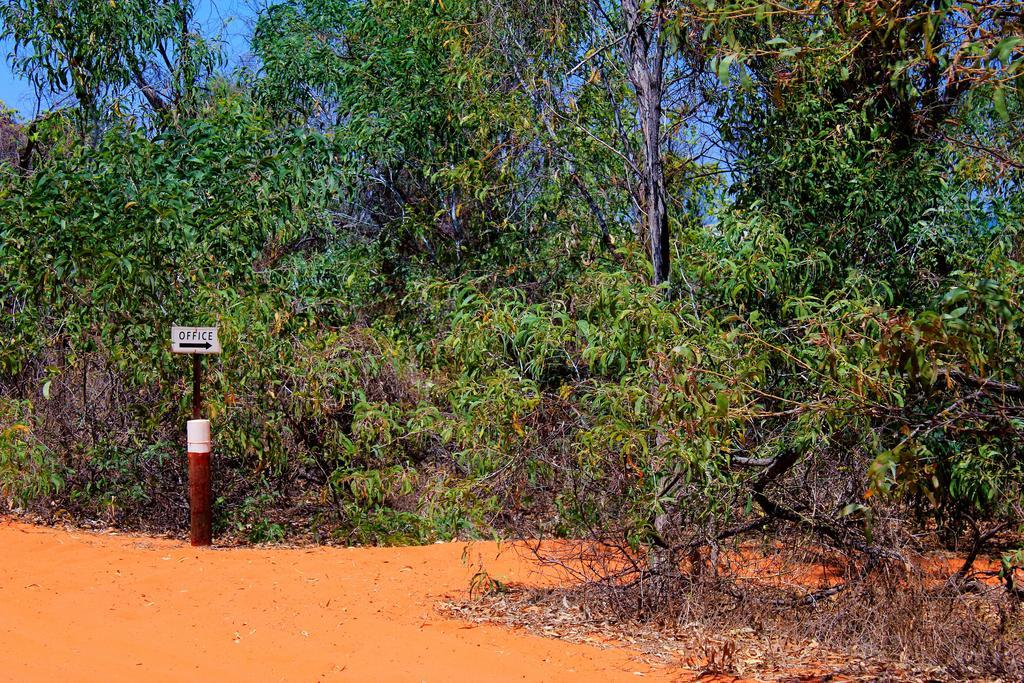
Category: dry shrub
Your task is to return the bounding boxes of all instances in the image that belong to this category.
[1,345,186,529]
[448,538,1024,681]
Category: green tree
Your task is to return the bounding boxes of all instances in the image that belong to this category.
[1,0,216,129]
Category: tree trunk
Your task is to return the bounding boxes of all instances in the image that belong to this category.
[622,0,669,285]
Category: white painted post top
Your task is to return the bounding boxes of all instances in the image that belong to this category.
[187,419,212,454]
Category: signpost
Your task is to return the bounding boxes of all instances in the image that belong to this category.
[171,326,221,355]
[172,325,221,546]
[171,327,220,420]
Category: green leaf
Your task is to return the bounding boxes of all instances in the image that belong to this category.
[991,36,1023,64]
[717,54,735,85]
[841,503,866,518]
[944,306,969,320]
[715,391,729,417]
[994,86,1009,121]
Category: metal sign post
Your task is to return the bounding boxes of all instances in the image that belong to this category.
[193,355,202,419]
[171,325,221,546]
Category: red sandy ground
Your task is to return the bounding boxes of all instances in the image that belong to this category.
[0,518,684,682]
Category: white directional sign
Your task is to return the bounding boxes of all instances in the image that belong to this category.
[171,326,221,354]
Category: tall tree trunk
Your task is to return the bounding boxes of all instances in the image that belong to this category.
[623,0,669,285]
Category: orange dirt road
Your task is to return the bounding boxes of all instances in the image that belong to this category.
[0,519,678,682]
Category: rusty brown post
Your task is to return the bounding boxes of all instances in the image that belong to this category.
[187,419,212,546]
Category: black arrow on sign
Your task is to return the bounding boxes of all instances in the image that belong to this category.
[179,342,212,350]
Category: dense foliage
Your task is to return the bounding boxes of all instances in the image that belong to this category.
[2,0,1023,673]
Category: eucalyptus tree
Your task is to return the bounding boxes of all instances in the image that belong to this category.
[620,0,670,284]
[510,0,710,286]
[1,0,218,131]
[252,0,480,259]
[252,0,596,280]
[687,0,1024,301]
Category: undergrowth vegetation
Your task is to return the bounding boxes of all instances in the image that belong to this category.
[1,0,1023,677]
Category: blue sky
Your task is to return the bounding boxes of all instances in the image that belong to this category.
[0,35,35,115]
[1,0,258,118]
